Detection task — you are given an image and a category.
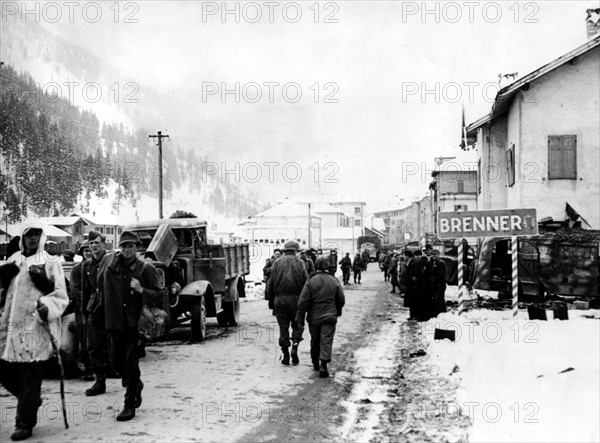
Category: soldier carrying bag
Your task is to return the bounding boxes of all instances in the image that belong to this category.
[137,261,168,341]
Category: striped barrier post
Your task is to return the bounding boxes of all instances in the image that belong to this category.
[458,239,465,315]
[512,235,518,317]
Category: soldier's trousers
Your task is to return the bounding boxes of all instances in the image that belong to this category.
[75,301,91,371]
[87,311,109,381]
[274,295,303,348]
[109,320,141,408]
[308,317,337,363]
[0,360,44,429]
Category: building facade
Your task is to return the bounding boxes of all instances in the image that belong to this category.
[467,35,600,228]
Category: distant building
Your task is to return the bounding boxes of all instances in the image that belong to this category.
[467,34,600,228]
[430,170,478,234]
[373,196,433,245]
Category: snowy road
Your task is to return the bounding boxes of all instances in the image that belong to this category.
[0,268,411,442]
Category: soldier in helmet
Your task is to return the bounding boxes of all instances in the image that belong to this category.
[267,241,308,366]
[296,255,346,378]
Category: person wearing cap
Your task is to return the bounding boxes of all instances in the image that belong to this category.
[296,255,345,378]
[98,230,162,421]
[69,240,93,380]
[361,248,370,272]
[267,240,308,365]
[0,221,69,441]
[62,250,75,262]
[82,231,113,396]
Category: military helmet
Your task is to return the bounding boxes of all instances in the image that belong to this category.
[315,255,329,271]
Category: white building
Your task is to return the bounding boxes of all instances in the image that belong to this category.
[467,34,600,228]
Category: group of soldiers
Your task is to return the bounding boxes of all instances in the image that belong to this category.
[380,248,448,321]
[0,223,163,441]
[337,249,371,285]
[263,241,345,378]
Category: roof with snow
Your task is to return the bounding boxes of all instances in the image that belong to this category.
[38,216,88,226]
[255,200,322,218]
[71,212,125,226]
[467,35,600,141]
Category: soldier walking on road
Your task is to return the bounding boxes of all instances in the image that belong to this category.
[299,250,316,276]
[0,222,69,441]
[339,253,352,285]
[352,253,363,284]
[383,252,393,282]
[296,256,345,378]
[361,249,370,272]
[267,241,308,366]
[99,231,162,421]
[389,253,400,293]
[82,231,111,396]
[69,240,94,380]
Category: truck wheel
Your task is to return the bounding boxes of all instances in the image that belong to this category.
[225,299,240,326]
[191,296,206,342]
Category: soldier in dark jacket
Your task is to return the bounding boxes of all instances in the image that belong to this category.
[412,250,433,321]
[296,256,345,378]
[299,250,316,276]
[70,240,93,381]
[99,231,162,421]
[82,231,111,396]
[338,253,352,285]
[383,252,393,282]
[430,250,447,317]
[403,251,415,318]
[389,253,400,293]
[361,249,370,271]
[352,253,363,284]
[267,241,308,366]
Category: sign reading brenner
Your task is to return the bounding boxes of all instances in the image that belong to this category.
[438,208,537,239]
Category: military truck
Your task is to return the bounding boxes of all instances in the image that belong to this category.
[123,218,250,341]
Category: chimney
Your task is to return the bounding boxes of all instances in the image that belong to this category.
[586,8,600,39]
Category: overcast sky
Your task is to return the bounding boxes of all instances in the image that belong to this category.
[14,1,600,210]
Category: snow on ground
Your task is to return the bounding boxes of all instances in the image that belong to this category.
[419,287,600,442]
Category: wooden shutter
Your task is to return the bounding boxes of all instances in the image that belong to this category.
[562,135,577,179]
[548,135,577,179]
[506,146,515,186]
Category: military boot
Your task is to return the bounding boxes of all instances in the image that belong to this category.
[85,380,106,396]
[281,347,290,365]
[291,343,299,365]
[319,360,329,378]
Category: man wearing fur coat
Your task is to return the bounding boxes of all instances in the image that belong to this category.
[0,221,69,441]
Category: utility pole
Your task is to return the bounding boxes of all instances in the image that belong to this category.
[149,131,169,219]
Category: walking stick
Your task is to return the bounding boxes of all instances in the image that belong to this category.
[40,319,69,429]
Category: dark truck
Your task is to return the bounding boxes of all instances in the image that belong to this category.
[474,228,600,301]
[124,218,250,341]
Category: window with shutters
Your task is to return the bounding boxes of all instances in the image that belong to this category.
[506,145,515,186]
[548,135,577,179]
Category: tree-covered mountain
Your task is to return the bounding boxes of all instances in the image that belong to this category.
[0,65,264,224]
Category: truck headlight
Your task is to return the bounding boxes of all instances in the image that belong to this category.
[170,282,181,295]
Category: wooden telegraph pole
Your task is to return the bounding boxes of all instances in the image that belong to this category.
[149,131,169,219]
